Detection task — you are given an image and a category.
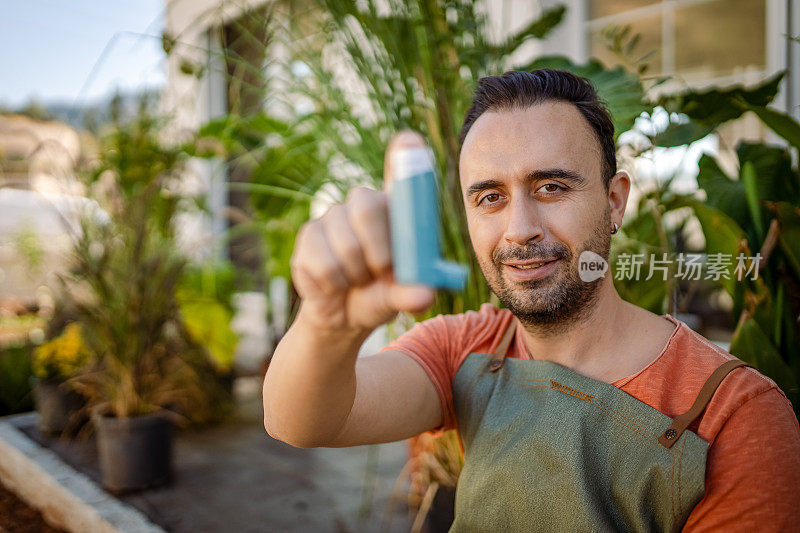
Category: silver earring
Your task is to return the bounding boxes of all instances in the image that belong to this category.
[611,222,619,235]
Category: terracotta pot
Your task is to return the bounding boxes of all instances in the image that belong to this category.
[94,412,173,493]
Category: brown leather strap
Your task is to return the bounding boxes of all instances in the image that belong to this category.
[658,359,754,448]
[488,318,517,372]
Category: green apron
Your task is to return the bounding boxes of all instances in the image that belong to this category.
[450,318,752,532]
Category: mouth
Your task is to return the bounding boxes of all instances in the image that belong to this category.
[501,258,560,281]
[503,259,559,270]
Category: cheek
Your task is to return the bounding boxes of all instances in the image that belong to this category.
[466,213,501,260]
[540,202,594,250]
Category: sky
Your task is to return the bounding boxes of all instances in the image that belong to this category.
[0,0,166,108]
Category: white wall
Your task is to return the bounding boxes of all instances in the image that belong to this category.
[162,0,267,262]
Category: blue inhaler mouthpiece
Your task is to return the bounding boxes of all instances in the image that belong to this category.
[389,147,468,290]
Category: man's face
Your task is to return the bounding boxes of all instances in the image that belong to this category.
[459,101,613,330]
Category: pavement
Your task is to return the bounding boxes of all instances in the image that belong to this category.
[14,377,415,533]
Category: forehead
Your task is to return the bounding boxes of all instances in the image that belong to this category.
[459,101,603,187]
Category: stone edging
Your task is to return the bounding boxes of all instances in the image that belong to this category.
[0,414,164,533]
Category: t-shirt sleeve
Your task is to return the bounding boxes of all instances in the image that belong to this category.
[682,387,800,532]
[379,313,463,434]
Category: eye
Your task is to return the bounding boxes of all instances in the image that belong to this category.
[537,183,565,195]
[478,193,501,205]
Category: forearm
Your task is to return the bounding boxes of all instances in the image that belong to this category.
[262,306,372,448]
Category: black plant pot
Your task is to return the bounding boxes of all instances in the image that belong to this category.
[95,412,173,493]
[32,379,85,435]
[423,485,456,532]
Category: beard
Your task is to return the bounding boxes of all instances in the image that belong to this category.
[477,210,611,333]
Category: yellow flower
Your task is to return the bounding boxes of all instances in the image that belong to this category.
[33,323,90,380]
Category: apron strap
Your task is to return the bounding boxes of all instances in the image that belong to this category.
[488,317,517,372]
[658,359,754,448]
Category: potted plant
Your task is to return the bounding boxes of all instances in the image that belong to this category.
[31,322,88,435]
[58,103,229,493]
[66,220,214,493]
[404,431,463,533]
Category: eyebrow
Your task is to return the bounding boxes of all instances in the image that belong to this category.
[465,168,586,199]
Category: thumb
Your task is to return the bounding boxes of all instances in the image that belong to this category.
[346,277,435,329]
[387,283,436,314]
[383,130,428,192]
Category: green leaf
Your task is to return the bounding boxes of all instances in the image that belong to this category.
[774,202,800,279]
[621,205,663,248]
[610,207,670,314]
[741,161,764,241]
[491,5,567,57]
[747,104,800,153]
[652,121,714,148]
[613,273,668,314]
[696,143,799,251]
[696,154,747,223]
[228,182,315,202]
[730,317,797,405]
[179,298,238,373]
[670,197,746,255]
[736,143,799,204]
[666,195,748,297]
[659,72,784,129]
[0,344,34,414]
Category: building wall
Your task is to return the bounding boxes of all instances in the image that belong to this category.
[162,0,265,262]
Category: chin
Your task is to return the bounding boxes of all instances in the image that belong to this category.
[487,265,603,328]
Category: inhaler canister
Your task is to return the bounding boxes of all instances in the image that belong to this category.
[389,146,468,290]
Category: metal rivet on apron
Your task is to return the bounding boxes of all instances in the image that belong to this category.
[664,428,677,440]
[489,360,502,371]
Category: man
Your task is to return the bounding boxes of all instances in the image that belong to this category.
[263,69,800,531]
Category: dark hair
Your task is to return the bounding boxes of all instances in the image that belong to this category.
[459,69,617,187]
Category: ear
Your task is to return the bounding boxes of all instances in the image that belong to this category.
[607,171,630,227]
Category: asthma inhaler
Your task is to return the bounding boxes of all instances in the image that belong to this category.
[389,146,468,290]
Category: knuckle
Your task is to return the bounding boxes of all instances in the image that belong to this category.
[363,245,391,272]
[349,202,382,228]
[315,260,342,282]
[289,253,303,273]
[340,240,362,261]
[322,202,344,220]
[346,185,376,201]
[290,241,303,267]
[296,220,315,242]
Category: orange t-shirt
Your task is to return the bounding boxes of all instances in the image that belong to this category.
[381,303,800,531]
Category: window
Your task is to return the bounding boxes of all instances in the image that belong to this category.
[588,0,766,83]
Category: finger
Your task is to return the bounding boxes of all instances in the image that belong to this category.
[347,187,392,277]
[346,277,434,329]
[290,266,325,301]
[294,221,349,295]
[383,130,428,192]
[321,204,371,286]
[388,283,436,314]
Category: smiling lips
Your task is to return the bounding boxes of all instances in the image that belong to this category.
[502,258,560,280]
[504,259,558,270]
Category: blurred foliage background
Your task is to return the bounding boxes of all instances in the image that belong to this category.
[0,0,797,525]
[173,0,800,414]
[159,0,800,523]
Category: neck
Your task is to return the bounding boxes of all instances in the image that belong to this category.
[517,278,630,369]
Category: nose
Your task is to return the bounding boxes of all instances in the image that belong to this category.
[503,194,544,246]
